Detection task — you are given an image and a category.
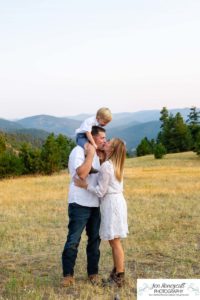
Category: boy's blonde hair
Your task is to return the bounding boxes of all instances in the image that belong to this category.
[96,107,112,122]
[108,138,126,182]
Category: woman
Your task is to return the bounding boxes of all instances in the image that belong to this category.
[74,138,128,287]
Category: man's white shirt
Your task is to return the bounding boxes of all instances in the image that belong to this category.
[68,145,100,207]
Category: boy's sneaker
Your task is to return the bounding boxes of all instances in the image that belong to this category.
[89,167,99,174]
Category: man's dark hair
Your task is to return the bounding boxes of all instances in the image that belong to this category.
[91,126,106,136]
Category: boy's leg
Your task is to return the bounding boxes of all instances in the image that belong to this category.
[76,134,98,173]
[62,203,91,277]
[85,207,101,276]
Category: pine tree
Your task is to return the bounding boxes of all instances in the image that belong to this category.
[136,137,153,156]
[19,143,41,174]
[0,134,6,154]
[157,109,192,153]
[40,133,62,174]
[186,106,200,150]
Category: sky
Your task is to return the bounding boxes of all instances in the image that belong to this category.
[0,0,200,120]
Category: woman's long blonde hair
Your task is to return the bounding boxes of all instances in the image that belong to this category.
[107,138,126,182]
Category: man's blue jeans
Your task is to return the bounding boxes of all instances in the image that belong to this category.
[62,203,101,276]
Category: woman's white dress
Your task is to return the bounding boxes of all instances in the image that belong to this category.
[87,160,128,241]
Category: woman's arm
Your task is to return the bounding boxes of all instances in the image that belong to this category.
[74,163,111,197]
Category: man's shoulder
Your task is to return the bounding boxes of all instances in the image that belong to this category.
[70,145,84,157]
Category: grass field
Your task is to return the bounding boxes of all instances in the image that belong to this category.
[0,152,200,300]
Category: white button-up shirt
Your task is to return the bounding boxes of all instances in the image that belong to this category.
[68,145,100,207]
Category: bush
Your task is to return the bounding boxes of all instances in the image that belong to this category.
[154,143,167,159]
[19,143,42,174]
[136,137,153,156]
[194,131,200,155]
[0,151,23,178]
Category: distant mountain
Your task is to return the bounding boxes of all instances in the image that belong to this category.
[110,108,191,124]
[67,108,192,128]
[1,107,197,151]
[107,121,161,150]
[0,118,24,131]
[16,115,81,137]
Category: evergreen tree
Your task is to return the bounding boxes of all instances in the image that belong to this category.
[40,133,62,174]
[187,106,200,125]
[0,134,6,154]
[56,134,75,168]
[159,107,169,128]
[157,109,192,153]
[194,131,200,155]
[19,143,41,174]
[0,150,23,178]
[136,137,153,156]
[154,143,167,159]
[186,106,200,149]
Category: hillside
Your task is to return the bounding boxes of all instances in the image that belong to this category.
[0,129,49,149]
[0,152,199,299]
[0,118,23,131]
[17,115,81,137]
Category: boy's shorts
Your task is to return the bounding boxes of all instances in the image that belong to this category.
[76,133,88,148]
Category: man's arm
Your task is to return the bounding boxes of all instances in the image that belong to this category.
[76,146,95,179]
[85,131,97,149]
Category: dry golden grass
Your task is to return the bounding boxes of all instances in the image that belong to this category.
[0,152,200,300]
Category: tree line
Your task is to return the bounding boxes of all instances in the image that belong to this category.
[0,133,75,179]
[136,106,200,158]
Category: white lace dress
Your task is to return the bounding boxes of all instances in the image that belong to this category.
[87,160,128,241]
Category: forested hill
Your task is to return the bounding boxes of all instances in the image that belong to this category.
[0,108,197,151]
[17,115,81,137]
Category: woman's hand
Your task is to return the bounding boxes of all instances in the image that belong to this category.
[74,176,88,189]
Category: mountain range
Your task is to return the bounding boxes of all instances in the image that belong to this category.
[0,108,193,151]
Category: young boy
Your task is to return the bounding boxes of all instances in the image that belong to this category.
[76,107,112,150]
[75,107,112,173]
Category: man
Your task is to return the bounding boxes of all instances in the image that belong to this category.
[61,126,106,287]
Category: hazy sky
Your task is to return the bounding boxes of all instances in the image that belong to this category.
[1,0,200,119]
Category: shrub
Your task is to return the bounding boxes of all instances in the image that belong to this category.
[154,143,167,159]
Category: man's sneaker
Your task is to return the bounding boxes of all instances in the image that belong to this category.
[61,275,75,287]
[88,274,100,285]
